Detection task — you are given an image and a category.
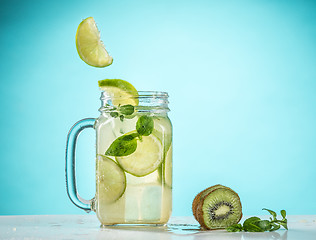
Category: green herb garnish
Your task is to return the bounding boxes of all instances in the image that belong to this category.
[109,104,135,121]
[110,112,119,118]
[105,133,138,156]
[119,104,134,115]
[136,115,154,136]
[226,209,288,232]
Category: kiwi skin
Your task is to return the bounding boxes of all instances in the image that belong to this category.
[192,184,225,221]
[192,184,242,230]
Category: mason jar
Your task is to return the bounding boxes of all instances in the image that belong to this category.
[65,91,172,226]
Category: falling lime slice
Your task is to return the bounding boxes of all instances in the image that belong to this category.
[98,79,139,106]
[116,134,163,177]
[76,17,113,67]
[97,155,126,203]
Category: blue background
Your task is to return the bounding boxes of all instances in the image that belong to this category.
[1,0,316,217]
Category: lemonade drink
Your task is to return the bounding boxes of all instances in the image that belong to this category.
[94,90,172,225]
[66,17,172,225]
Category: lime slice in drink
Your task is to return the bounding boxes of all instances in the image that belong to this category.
[152,117,172,154]
[76,17,113,67]
[116,134,163,177]
[152,117,172,185]
[164,146,172,187]
[98,79,139,106]
[97,155,126,203]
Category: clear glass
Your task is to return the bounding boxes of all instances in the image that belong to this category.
[65,91,172,226]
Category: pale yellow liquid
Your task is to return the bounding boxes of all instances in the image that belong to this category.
[94,112,172,225]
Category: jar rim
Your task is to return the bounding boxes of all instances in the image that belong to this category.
[99,91,169,113]
[101,91,168,98]
[136,91,168,97]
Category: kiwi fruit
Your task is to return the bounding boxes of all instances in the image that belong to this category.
[192,184,242,230]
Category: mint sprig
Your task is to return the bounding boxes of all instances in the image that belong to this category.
[226,209,288,232]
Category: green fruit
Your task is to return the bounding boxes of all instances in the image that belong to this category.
[96,155,126,203]
[76,17,113,67]
[98,79,139,106]
[116,134,163,177]
[193,185,242,230]
[153,116,172,186]
[152,116,172,154]
[164,145,172,187]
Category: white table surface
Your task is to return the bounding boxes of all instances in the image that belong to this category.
[0,215,315,240]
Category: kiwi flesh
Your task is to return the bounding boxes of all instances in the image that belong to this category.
[192,185,242,230]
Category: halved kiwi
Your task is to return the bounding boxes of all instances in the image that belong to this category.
[192,185,242,230]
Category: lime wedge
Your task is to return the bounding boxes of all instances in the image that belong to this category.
[76,17,113,67]
[97,155,126,203]
[98,79,139,106]
[116,134,163,177]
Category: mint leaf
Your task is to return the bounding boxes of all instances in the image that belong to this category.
[105,134,137,156]
[243,217,263,232]
[226,224,243,232]
[243,217,261,226]
[247,223,264,232]
[119,105,134,115]
[136,116,154,136]
[120,115,124,122]
[281,210,286,219]
[254,220,271,231]
[262,208,277,220]
[110,112,119,118]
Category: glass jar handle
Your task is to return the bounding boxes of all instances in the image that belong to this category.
[65,118,95,212]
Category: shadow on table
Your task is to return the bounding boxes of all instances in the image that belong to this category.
[240,231,288,240]
[192,230,287,240]
[97,223,288,240]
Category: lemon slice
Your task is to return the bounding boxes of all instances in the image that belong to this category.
[98,79,139,106]
[116,134,163,177]
[97,155,126,203]
[76,17,113,67]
